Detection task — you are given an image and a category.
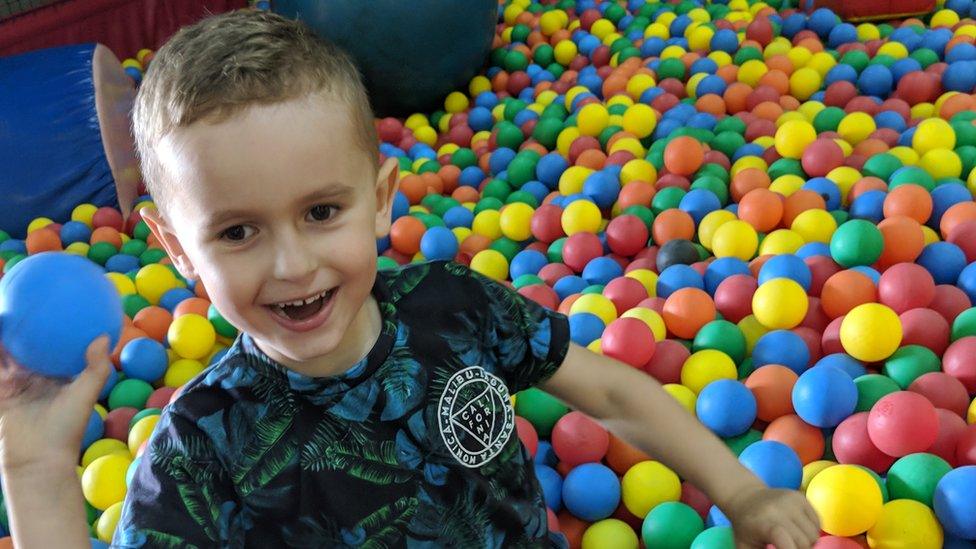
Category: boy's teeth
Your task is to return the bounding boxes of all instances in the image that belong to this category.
[275,289,330,309]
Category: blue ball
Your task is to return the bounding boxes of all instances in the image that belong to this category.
[948,43,976,63]
[105,253,141,274]
[510,250,548,281]
[443,206,474,229]
[858,64,893,97]
[81,409,104,450]
[792,365,858,428]
[851,265,881,285]
[159,287,195,313]
[59,221,92,246]
[569,312,606,346]
[850,190,886,223]
[419,226,458,261]
[706,506,732,528]
[562,463,620,521]
[583,171,621,209]
[90,540,110,549]
[99,367,118,400]
[554,275,587,300]
[795,242,832,259]
[935,466,976,540]
[657,265,705,298]
[582,256,624,286]
[488,147,517,175]
[0,253,122,377]
[468,106,494,132]
[828,23,858,48]
[392,192,410,220]
[537,153,569,189]
[690,58,718,75]
[931,183,973,228]
[802,177,841,210]
[814,354,867,380]
[758,255,812,292]
[754,330,811,374]
[957,263,976,304]
[376,235,390,254]
[808,8,839,38]
[696,75,727,97]
[874,110,907,132]
[641,37,667,57]
[521,181,550,205]
[918,242,968,284]
[922,28,954,55]
[710,29,739,53]
[703,257,751,295]
[120,337,168,383]
[0,239,26,255]
[943,61,976,92]
[781,13,806,38]
[890,58,922,83]
[534,464,563,512]
[679,189,722,225]
[696,379,757,438]
[947,0,974,15]
[825,64,859,85]
[738,440,803,490]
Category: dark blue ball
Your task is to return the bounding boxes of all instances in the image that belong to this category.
[918,242,968,284]
[754,330,810,374]
[569,312,606,346]
[858,64,893,97]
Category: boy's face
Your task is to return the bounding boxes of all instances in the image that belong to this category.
[142,95,398,370]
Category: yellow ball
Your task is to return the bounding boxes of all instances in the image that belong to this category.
[499,203,534,242]
[857,23,881,42]
[931,8,961,27]
[968,397,976,424]
[738,59,768,87]
[801,460,837,492]
[587,338,602,354]
[663,383,698,414]
[807,464,884,537]
[621,159,657,185]
[738,314,770,355]
[622,307,667,341]
[681,350,737,394]
[770,175,805,197]
[470,249,509,281]
[590,19,616,40]
[128,415,160,456]
[414,125,438,147]
[622,104,657,138]
[867,499,943,549]
[82,453,132,510]
[621,461,682,518]
[582,519,639,549]
[468,75,491,97]
[752,278,808,329]
[558,165,593,195]
[105,272,137,296]
[877,42,908,60]
[838,112,876,145]
[404,113,428,131]
[82,438,129,468]
[578,103,610,137]
[913,118,956,154]
[539,9,568,35]
[167,313,216,360]
[775,119,818,159]
[571,294,618,325]
[919,148,962,179]
[164,358,205,388]
[625,269,658,297]
[711,220,759,260]
[840,303,902,362]
[688,26,715,51]
[135,264,178,305]
[65,242,91,256]
[759,229,805,256]
[791,209,837,243]
[698,210,736,250]
[96,501,124,542]
[472,209,503,240]
[789,68,822,101]
[554,40,579,66]
[27,217,54,234]
[562,200,603,235]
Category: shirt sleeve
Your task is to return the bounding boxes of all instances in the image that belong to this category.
[112,410,242,548]
[466,266,570,395]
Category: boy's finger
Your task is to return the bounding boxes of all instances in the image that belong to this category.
[770,526,796,549]
[796,516,819,546]
[70,336,113,403]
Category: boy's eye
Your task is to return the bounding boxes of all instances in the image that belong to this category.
[308,205,336,222]
[220,225,255,242]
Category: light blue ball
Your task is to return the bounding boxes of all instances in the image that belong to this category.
[792,365,858,428]
[120,337,168,383]
[696,379,757,438]
[738,440,803,490]
[562,463,620,521]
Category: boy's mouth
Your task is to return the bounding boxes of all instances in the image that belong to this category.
[269,288,336,321]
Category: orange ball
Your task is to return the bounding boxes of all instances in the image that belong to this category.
[132,306,173,342]
[723,82,753,114]
[389,215,426,256]
[853,138,889,158]
[459,233,492,257]
[90,226,123,248]
[782,189,827,228]
[695,94,727,116]
[576,148,607,169]
[398,174,428,205]
[878,215,925,268]
[745,364,798,422]
[173,297,211,318]
[940,201,976,239]
[730,168,771,202]
[663,288,716,339]
[618,182,656,210]
[738,188,784,232]
[25,227,62,254]
[652,208,696,245]
[883,184,932,223]
[820,270,878,319]
[763,414,825,465]
[605,433,651,475]
[663,136,704,176]
[556,511,590,548]
[849,177,888,202]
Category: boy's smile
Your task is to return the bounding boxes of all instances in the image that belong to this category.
[141,94,398,377]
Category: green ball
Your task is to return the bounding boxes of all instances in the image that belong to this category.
[108,378,154,410]
[886,453,952,508]
[122,294,152,319]
[377,256,399,271]
[503,50,529,72]
[642,502,705,549]
[888,166,935,191]
[690,176,729,206]
[506,190,539,208]
[416,160,441,175]
[693,320,746,364]
[734,46,763,65]
[737,357,755,380]
[953,121,976,148]
[451,148,478,170]
[495,121,525,150]
[489,237,521,262]
[512,274,544,289]
[582,284,605,295]
[139,248,168,266]
[883,345,941,389]
[840,50,870,72]
[724,429,762,456]
[129,408,161,430]
[87,242,118,266]
[854,374,901,413]
[830,210,850,226]
[0,230,8,244]
[532,117,564,149]
[208,304,238,339]
[952,307,976,340]
[133,221,152,242]
[623,205,655,229]
[714,116,746,135]
[474,197,504,214]
[120,239,148,258]
[503,99,527,122]
[652,188,687,214]
[829,219,884,267]
[506,158,537,187]
[910,48,940,68]
[658,59,687,80]
[547,238,566,264]
[862,153,903,182]
[533,44,554,67]
[3,255,25,274]
[813,107,846,133]
[482,179,513,202]
[710,132,746,159]
[513,388,568,437]
[691,526,735,549]
[698,163,730,184]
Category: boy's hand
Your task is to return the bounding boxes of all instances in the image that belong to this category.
[0,337,112,474]
[723,485,821,549]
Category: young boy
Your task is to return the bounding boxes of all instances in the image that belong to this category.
[0,10,821,548]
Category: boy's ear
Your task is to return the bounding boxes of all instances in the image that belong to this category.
[139,207,199,281]
[374,157,400,238]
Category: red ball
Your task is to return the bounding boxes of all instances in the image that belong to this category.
[800,297,831,333]
[957,424,976,466]
[680,481,712,520]
[713,274,758,324]
[878,263,935,313]
[606,215,649,257]
[821,316,845,356]
[145,386,177,410]
[943,336,976,393]
[643,339,689,384]
[832,412,896,474]
[824,81,859,108]
[515,415,539,458]
[547,508,560,533]
[92,207,124,231]
[562,233,603,273]
[103,407,139,441]
[377,117,403,143]
[805,255,842,297]
[899,308,950,356]
[550,411,610,466]
[929,284,971,324]
[927,409,968,467]
[745,16,774,46]
[538,263,573,287]
[792,327,823,367]
[908,372,970,418]
[518,284,559,310]
[530,206,565,246]
[814,536,865,549]
[601,317,656,368]
[603,277,649,316]
[802,138,845,177]
[867,391,939,458]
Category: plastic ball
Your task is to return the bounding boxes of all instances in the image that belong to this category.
[886,453,952,508]
[829,220,884,268]
[913,118,955,155]
[81,453,131,510]
[582,519,638,549]
[419,226,459,260]
[775,120,817,159]
[738,440,803,490]
[561,200,602,235]
[134,264,179,305]
[513,388,568,438]
[621,460,681,519]
[681,350,737,395]
[602,317,656,368]
[166,313,216,360]
[793,365,858,428]
[934,466,976,540]
[867,391,939,458]
[641,501,705,549]
[867,499,943,549]
[753,330,810,375]
[562,463,620,521]
[470,249,509,281]
[840,303,903,362]
[806,464,884,537]
[695,379,757,438]
[119,337,168,383]
[664,136,705,176]
[551,411,610,467]
[711,220,759,261]
[663,288,715,339]
[752,278,809,330]
[0,253,123,377]
[942,336,976,393]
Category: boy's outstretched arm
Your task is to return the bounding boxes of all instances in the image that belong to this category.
[539,343,821,549]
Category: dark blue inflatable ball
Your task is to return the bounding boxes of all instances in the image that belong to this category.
[272,0,497,116]
[808,8,839,39]
[943,61,976,92]
[858,64,893,97]
[828,24,858,49]
[917,242,968,285]
[781,13,807,39]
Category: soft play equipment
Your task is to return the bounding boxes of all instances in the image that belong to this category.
[804,0,936,21]
[271,0,498,116]
[0,44,140,239]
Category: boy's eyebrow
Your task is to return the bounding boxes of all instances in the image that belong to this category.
[202,183,356,232]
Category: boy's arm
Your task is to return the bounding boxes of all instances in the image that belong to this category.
[539,343,821,549]
[4,465,90,547]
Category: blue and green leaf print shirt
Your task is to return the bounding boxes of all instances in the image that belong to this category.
[113,260,571,548]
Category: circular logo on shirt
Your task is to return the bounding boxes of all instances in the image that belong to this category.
[438,366,514,468]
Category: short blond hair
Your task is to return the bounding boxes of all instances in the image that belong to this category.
[133,9,378,206]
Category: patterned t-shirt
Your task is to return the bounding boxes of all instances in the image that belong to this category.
[113,260,571,548]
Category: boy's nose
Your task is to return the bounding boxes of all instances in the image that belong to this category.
[272,236,317,282]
